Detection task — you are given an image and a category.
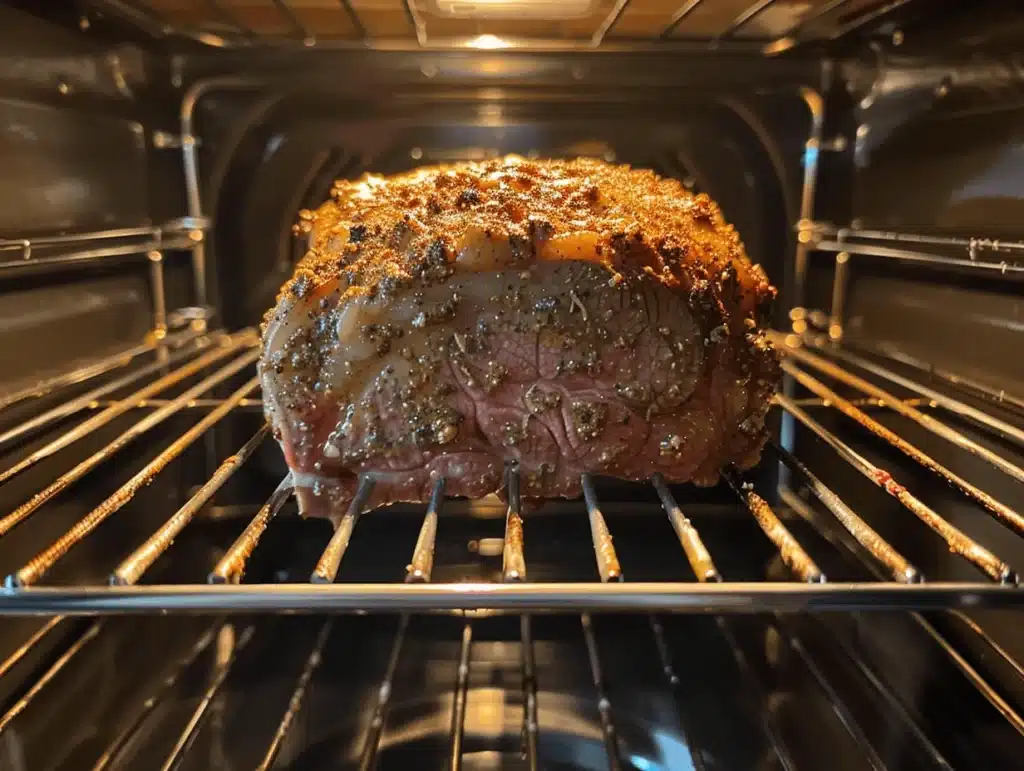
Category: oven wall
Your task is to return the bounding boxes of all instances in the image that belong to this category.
[0,4,193,392]
[804,8,1024,398]
[174,49,820,332]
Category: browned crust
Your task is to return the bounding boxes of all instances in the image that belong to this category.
[269,156,776,333]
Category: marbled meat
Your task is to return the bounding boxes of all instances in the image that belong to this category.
[260,156,780,524]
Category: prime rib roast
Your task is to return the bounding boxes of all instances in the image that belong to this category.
[259,156,780,524]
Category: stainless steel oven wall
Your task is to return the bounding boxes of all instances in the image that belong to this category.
[804,5,1024,397]
[175,48,820,330]
[0,4,192,392]
[0,3,212,710]
[789,6,1024,707]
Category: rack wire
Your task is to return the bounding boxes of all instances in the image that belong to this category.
[84,0,916,52]
[0,329,1021,769]
[0,322,1019,614]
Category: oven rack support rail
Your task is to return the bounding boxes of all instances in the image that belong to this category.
[84,0,915,54]
[791,221,1024,345]
[0,328,1022,614]
[0,217,212,339]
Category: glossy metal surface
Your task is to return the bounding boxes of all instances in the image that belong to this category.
[0,582,1019,614]
[2,5,1023,770]
[84,0,935,50]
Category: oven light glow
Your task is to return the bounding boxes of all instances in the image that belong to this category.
[467,34,510,49]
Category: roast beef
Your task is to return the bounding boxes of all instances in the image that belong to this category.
[259,156,780,524]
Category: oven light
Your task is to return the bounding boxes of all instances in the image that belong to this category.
[467,34,511,49]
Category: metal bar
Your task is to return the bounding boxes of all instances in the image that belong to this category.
[828,251,849,341]
[311,476,376,583]
[0,616,64,681]
[0,622,102,733]
[84,397,264,410]
[784,487,1024,745]
[113,427,271,586]
[0,334,242,487]
[944,611,1024,692]
[406,478,445,583]
[772,445,918,583]
[402,0,427,45]
[809,340,1024,447]
[180,81,253,308]
[338,0,368,39]
[590,0,631,47]
[724,470,824,583]
[829,0,912,40]
[782,360,1024,539]
[358,613,410,771]
[775,394,1016,584]
[0,238,196,273]
[255,620,333,771]
[0,345,258,543]
[0,330,207,453]
[814,239,1024,278]
[449,621,473,771]
[786,631,889,771]
[648,617,708,771]
[810,224,1024,254]
[0,226,159,251]
[651,474,719,581]
[87,0,174,38]
[581,614,623,770]
[91,623,222,771]
[520,615,539,771]
[598,487,708,769]
[0,582,1021,615]
[273,0,311,41]
[8,375,260,588]
[788,396,931,409]
[718,0,778,39]
[0,337,160,413]
[817,622,956,769]
[781,337,1024,484]
[714,617,799,771]
[158,625,255,771]
[503,465,526,582]
[581,474,622,582]
[660,0,708,38]
[912,615,1024,738]
[148,252,168,337]
[792,88,825,315]
[651,482,798,768]
[209,476,294,584]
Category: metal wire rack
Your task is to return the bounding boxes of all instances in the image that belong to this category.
[0,323,1021,614]
[0,325,1022,769]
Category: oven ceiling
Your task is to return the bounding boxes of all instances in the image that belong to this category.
[86,0,919,51]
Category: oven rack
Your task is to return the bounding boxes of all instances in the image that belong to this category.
[0,326,1022,615]
[85,0,915,53]
[1,328,1023,771]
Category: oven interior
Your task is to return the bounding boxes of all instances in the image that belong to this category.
[0,1,1023,769]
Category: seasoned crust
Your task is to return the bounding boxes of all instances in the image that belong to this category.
[272,156,775,329]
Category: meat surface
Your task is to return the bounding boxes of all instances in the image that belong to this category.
[260,156,780,524]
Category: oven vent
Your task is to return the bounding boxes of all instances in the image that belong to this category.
[427,0,599,20]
